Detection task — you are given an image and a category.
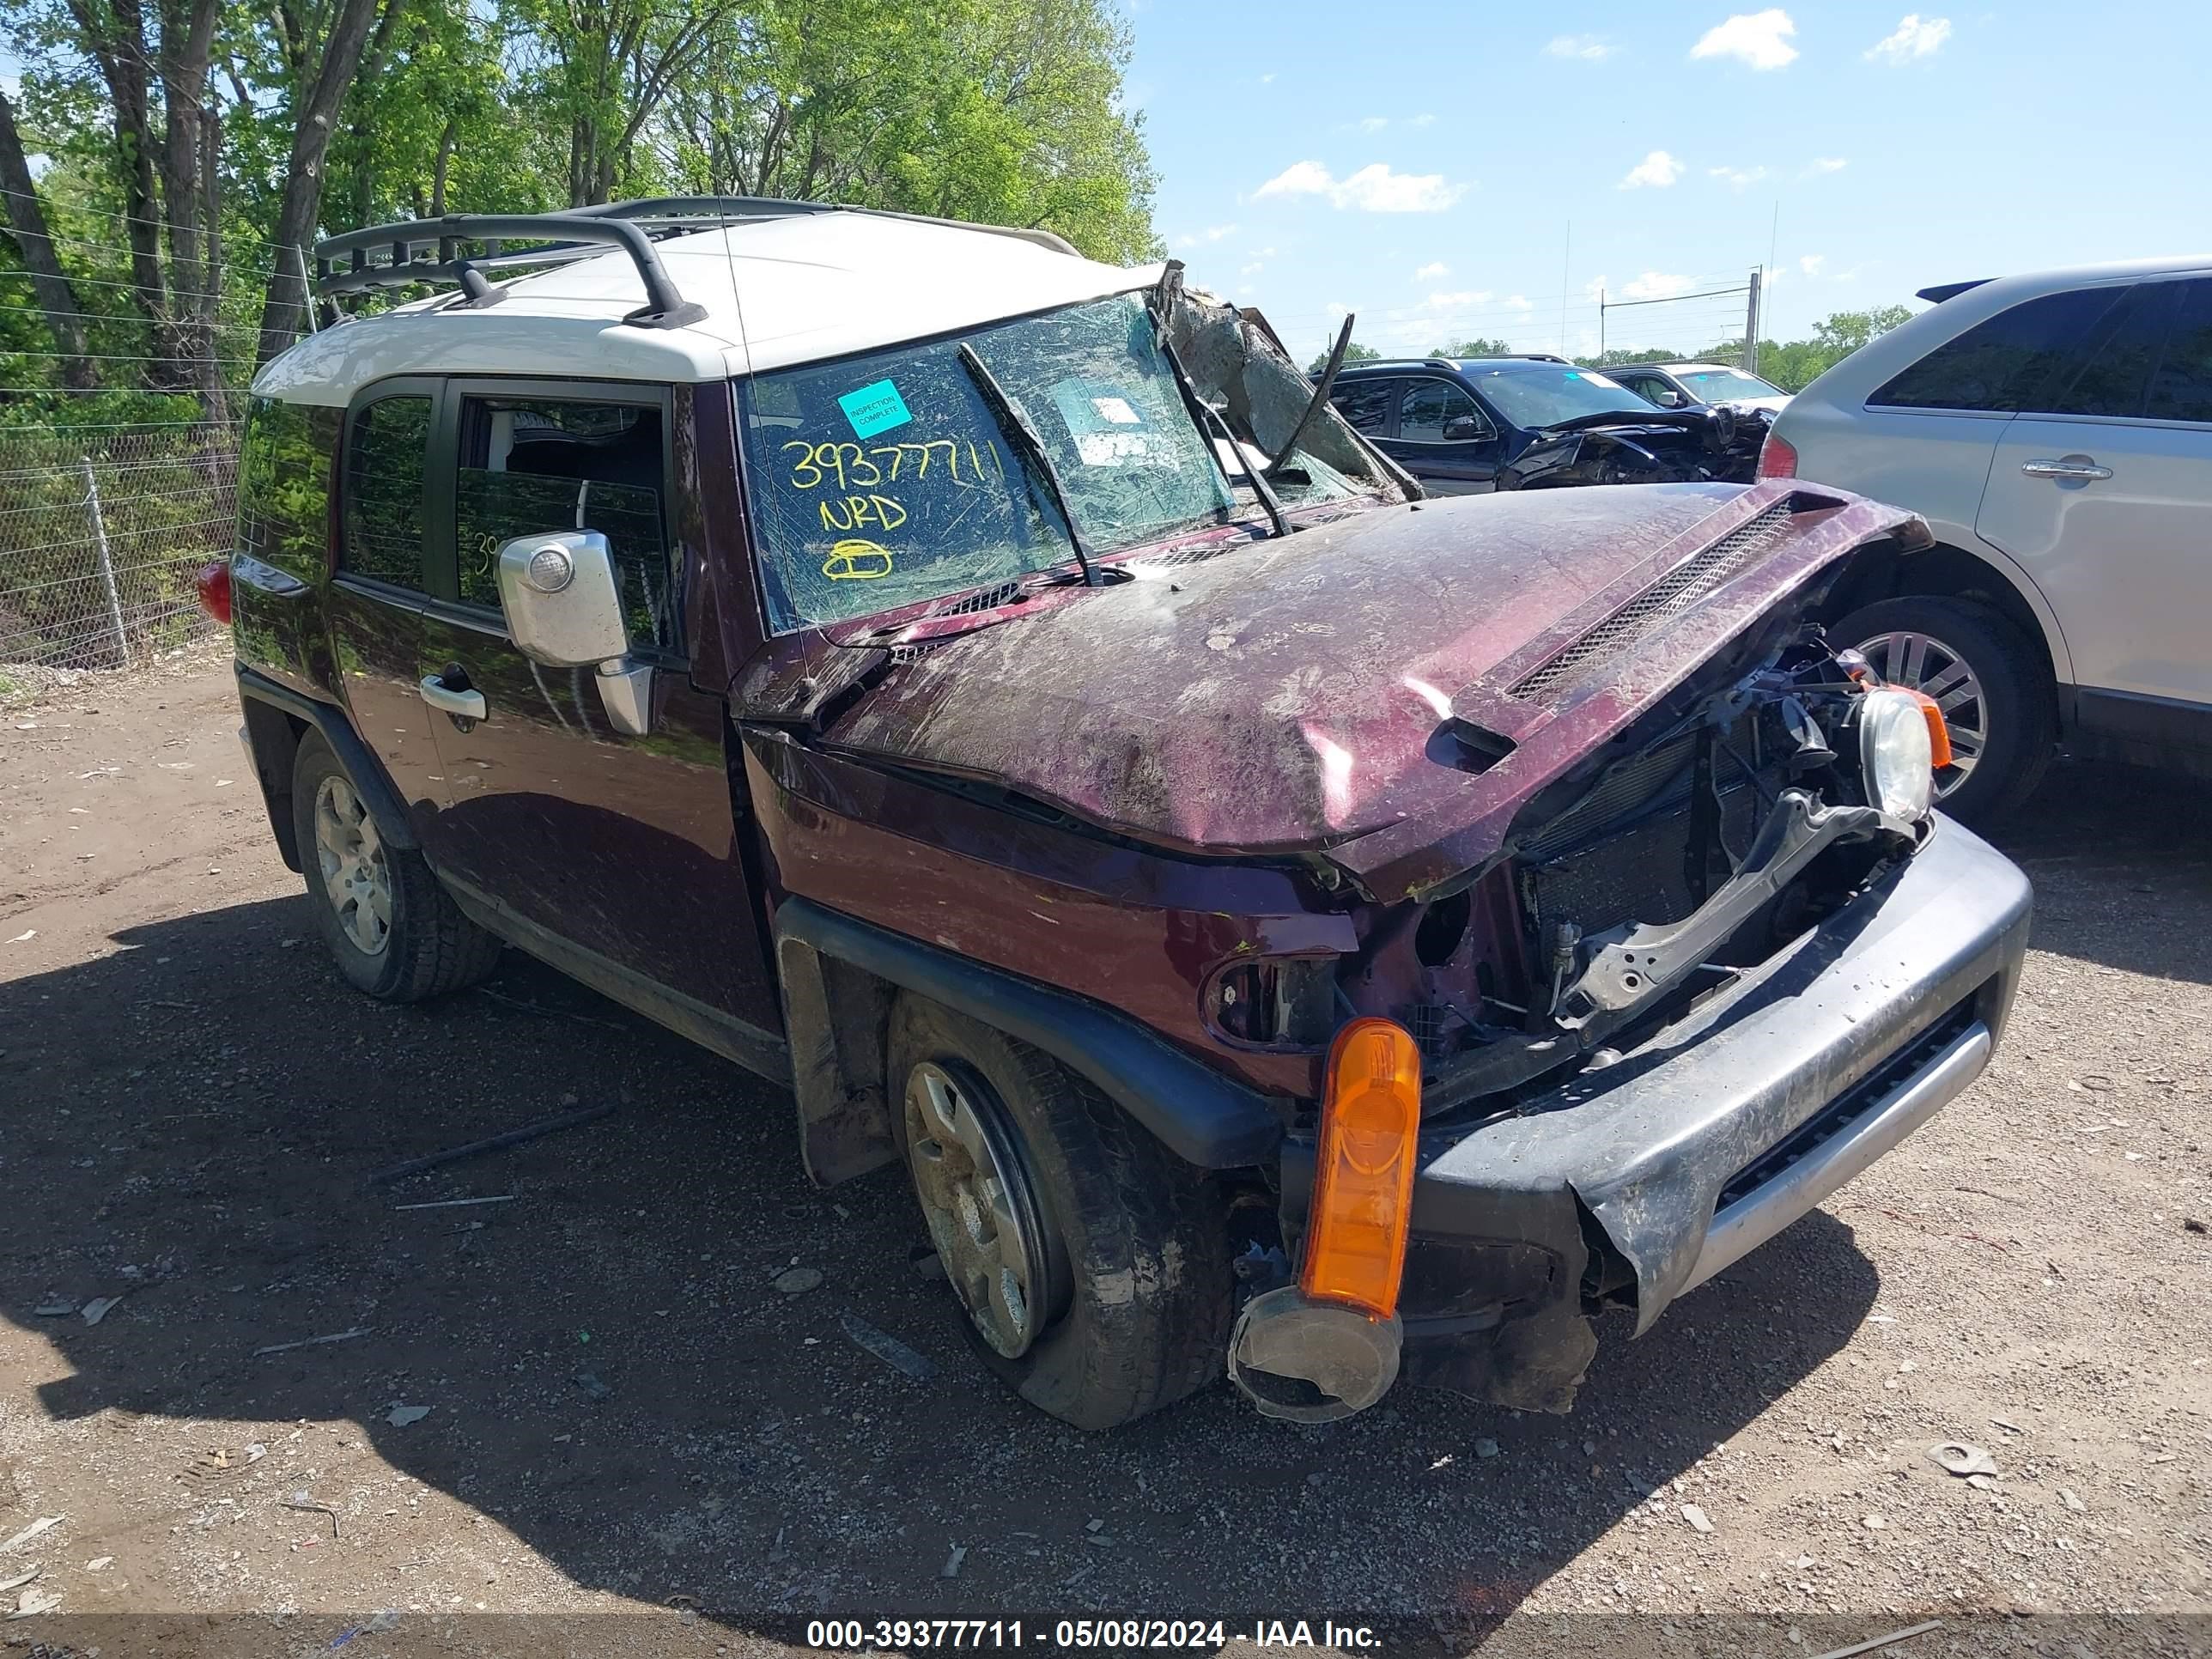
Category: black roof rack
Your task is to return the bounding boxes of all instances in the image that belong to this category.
[313,197,1083,329]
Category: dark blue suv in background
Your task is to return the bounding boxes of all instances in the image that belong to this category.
[1325,355,1767,495]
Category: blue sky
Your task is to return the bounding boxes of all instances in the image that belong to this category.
[1125,3,2212,364]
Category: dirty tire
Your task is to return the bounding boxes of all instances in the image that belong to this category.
[888,994,1234,1431]
[290,732,501,1002]
[1835,593,2056,828]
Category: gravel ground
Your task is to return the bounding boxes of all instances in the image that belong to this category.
[0,659,2207,1658]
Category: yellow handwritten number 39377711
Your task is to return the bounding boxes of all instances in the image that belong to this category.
[822,538,895,580]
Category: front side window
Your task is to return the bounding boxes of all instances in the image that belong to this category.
[1869,287,2126,412]
[1461,366,1655,429]
[1396,379,1487,441]
[739,295,1236,631]
[342,393,433,589]
[453,396,677,651]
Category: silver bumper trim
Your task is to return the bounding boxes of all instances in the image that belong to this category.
[1683,1018,1991,1292]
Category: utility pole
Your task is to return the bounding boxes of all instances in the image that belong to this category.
[1744,269,1762,376]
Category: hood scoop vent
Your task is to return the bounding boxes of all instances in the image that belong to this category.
[1507,500,1797,702]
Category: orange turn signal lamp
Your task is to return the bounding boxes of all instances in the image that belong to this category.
[1300,1017,1421,1320]
[1905,689,1954,769]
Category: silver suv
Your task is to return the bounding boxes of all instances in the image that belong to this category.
[1760,257,2212,822]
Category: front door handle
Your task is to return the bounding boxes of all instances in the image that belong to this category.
[418,675,487,720]
[2021,457,2112,482]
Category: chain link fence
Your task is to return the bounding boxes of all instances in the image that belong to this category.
[0,422,240,680]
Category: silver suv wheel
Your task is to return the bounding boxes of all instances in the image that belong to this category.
[1854,628,1987,800]
[902,1059,1062,1359]
[313,774,392,957]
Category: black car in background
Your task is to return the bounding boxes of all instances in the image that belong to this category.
[1325,356,1766,494]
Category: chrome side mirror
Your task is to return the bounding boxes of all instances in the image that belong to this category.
[494,530,653,736]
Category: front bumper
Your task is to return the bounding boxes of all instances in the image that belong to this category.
[1273,817,2030,1415]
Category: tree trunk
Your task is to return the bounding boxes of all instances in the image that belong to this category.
[0,87,98,389]
[155,0,222,406]
[64,0,169,342]
[254,0,389,366]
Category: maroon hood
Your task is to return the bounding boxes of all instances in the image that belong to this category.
[754,482,1920,875]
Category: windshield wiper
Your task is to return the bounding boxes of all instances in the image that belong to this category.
[1146,294,1290,538]
[1267,313,1352,478]
[956,342,1098,586]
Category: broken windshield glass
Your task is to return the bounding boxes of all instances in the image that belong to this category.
[738,294,1235,631]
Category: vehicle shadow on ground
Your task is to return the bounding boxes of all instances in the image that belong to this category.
[4,895,1880,1651]
[1985,757,2212,986]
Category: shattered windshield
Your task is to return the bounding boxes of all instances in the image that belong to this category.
[1463,366,1658,429]
[739,294,1237,631]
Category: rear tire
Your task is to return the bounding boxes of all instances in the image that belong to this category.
[290,732,501,1002]
[887,994,1234,1431]
[1835,594,2056,827]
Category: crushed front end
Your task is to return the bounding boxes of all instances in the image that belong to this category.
[1229,506,2033,1422]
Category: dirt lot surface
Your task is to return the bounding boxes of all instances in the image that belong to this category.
[1,658,2208,1658]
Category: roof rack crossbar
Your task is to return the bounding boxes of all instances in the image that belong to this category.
[314,212,709,328]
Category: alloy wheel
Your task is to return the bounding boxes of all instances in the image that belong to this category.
[902,1060,1064,1358]
[313,775,392,957]
[1855,628,1988,801]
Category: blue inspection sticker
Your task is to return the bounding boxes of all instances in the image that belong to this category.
[837,379,914,440]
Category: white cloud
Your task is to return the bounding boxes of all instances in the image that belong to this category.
[1407,112,1436,128]
[1583,276,1610,303]
[1255,246,1276,258]
[1803,155,1849,176]
[1504,295,1534,313]
[1546,33,1613,59]
[1240,261,1266,276]
[1260,71,1276,84]
[1799,253,1826,276]
[1355,116,1389,133]
[1619,149,1684,190]
[1426,290,1493,308]
[1324,301,1352,319]
[1413,261,1449,281]
[1709,164,1771,191]
[1171,223,1239,248]
[1691,9,1798,70]
[1866,14,1951,63]
[1255,160,1466,213]
[1621,271,1696,301]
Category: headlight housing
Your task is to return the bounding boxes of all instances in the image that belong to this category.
[1857,688,1935,820]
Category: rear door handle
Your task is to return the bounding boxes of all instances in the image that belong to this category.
[418,676,487,720]
[2021,458,2112,482]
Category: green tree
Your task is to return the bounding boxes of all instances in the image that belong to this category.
[1428,336,1512,359]
[1307,338,1379,374]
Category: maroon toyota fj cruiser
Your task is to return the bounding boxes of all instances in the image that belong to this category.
[210,198,2030,1429]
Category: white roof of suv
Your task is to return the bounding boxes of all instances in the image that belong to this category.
[252,210,1160,407]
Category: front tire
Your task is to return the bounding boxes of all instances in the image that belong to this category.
[1836,594,2056,826]
[887,994,1234,1431]
[290,732,501,1002]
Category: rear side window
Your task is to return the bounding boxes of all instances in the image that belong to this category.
[342,394,434,589]
[1397,379,1486,441]
[1329,379,1397,435]
[2147,278,2212,424]
[453,396,677,652]
[2040,283,2176,418]
[1869,287,2126,412]
[237,398,337,580]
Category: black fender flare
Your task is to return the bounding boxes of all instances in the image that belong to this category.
[774,896,1286,1182]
